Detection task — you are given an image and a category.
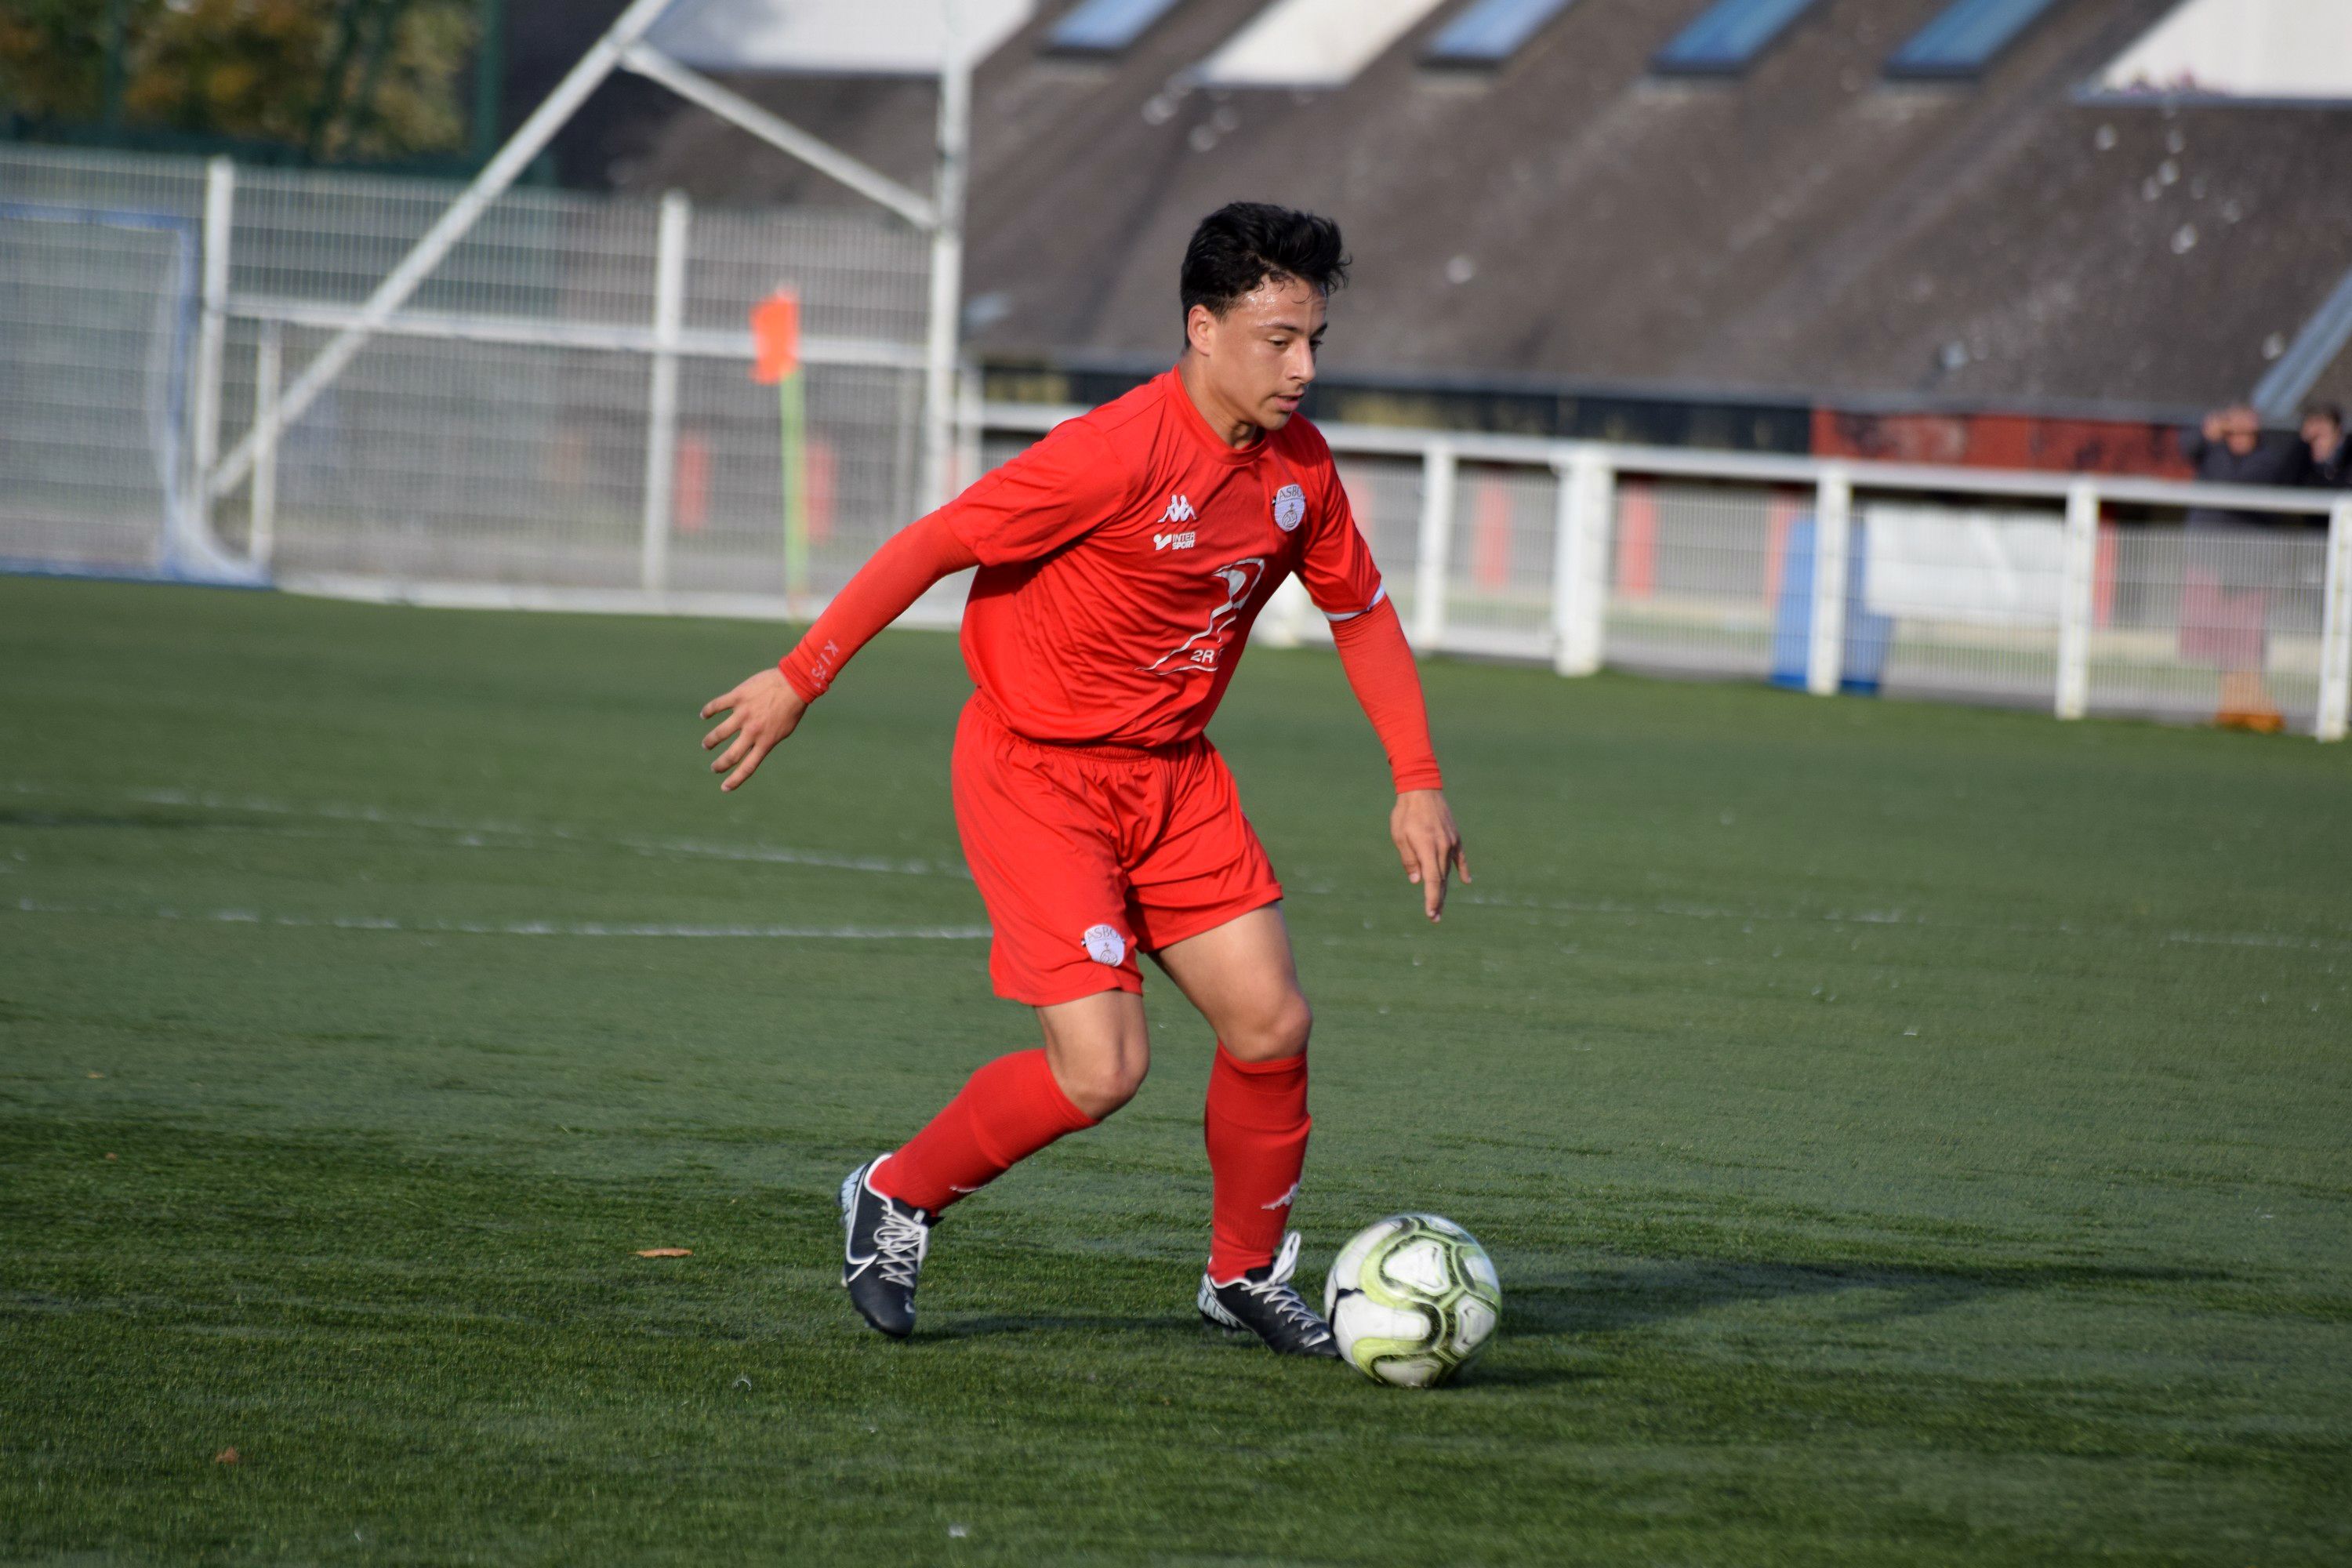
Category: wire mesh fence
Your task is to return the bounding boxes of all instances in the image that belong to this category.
[2090,525,2332,731]
[5,144,2347,739]
[0,143,931,597]
[1603,478,1782,681]
[1444,463,1555,655]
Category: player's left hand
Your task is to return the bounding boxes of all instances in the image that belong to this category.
[699,667,808,792]
[1391,789,1469,923]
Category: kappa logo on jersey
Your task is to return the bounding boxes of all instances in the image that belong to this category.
[1272,484,1306,533]
[1154,530,1196,551]
[1160,494,1197,524]
[1138,557,1268,674]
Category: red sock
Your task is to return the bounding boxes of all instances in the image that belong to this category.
[1203,1044,1310,1281]
[869,1049,1096,1214]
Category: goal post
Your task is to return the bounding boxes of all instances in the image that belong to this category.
[0,196,260,583]
[201,0,1008,537]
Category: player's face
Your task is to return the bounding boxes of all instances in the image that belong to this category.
[1192,278,1327,434]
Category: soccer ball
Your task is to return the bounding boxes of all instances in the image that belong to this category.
[1323,1214,1501,1388]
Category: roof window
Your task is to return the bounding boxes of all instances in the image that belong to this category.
[1886,0,2066,78]
[1425,0,1581,65]
[1653,0,1824,74]
[1047,0,1189,53]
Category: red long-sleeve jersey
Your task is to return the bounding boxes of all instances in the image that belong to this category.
[782,367,1442,791]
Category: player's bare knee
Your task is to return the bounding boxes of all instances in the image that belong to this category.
[1225,991,1312,1062]
[1062,1054,1148,1119]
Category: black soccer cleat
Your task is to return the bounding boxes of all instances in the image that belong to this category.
[1197,1232,1339,1358]
[839,1155,935,1340]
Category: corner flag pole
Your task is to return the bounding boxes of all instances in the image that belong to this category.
[752,289,808,615]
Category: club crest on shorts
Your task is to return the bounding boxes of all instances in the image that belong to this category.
[1082,924,1126,967]
[1272,484,1306,533]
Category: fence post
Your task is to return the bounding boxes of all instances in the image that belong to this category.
[2319,497,2352,742]
[920,44,971,514]
[1805,466,1852,696]
[1550,445,1614,677]
[2055,479,2100,720]
[955,360,984,500]
[1411,441,1456,652]
[189,157,235,532]
[248,321,282,572]
[639,191,690,594]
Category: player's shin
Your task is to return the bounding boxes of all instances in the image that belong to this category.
[1203,1044,1311,1280]
[868,1048,1098,1214]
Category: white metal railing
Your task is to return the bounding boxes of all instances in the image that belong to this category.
[982,402,2352,742]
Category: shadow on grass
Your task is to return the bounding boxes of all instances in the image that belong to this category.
[873,1258,2222,1365]
[1507,1256,2223,1339]
[919,1312,1203,1342]
[0,808,220,833]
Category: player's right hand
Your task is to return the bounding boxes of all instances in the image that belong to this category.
[1392,788,1469,923]
[699,667,808,792]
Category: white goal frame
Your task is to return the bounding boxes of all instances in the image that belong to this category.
[195,0,974,540]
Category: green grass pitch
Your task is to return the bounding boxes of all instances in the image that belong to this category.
[2,574,2347,1564]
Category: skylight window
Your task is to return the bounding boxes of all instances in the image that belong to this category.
[1193,0,1450,88]
[1425,0,1580,64]
[1653,0,1824,74]
[1886,0,2064,78]
[1047,0,1185,54]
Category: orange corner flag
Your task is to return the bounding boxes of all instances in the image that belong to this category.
[750,290,801,385]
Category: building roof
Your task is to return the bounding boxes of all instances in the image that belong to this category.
[597,0,2352,419]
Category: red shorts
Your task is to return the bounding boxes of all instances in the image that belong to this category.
[951,692,1283,1006]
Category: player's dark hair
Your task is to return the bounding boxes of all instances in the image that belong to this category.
[1180,202,1350,325]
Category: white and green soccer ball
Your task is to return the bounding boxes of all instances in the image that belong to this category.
[1323,1214,1501,1388]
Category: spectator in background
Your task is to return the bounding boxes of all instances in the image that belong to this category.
[2183,404,2310,496]
[2177,406,2310,734]
[2304,403,2349,488]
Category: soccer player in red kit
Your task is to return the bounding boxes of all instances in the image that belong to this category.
[699,204,1467,1356]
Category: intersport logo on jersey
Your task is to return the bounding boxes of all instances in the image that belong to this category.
[1155,494,1198,550]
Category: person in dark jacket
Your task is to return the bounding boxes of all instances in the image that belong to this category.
[2304,404,2349,488]
[2177,406,2311,732]
[2181,404,2311,505]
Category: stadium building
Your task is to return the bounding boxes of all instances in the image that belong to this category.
[514,0,2352,473]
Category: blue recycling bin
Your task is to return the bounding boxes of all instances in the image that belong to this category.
[1769,517,1893,695]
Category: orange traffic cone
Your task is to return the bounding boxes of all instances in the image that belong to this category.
[2216,671,2285,734]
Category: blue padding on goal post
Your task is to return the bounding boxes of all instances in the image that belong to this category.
[1768,517,1894,695]
[0,200,267,588]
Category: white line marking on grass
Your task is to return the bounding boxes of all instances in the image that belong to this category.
[2163,930,2349,953]
[1455,892,2352,953]
[614,834,966,878]
[10,898,988,941]
[5,783,969,879]
[1457,891,1924,927]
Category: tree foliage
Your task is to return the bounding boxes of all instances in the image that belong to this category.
[0,0,480,161]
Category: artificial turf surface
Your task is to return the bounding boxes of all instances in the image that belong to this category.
[2,573,2347,1565]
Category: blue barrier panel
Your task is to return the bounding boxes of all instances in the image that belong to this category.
[1768,517,1893,694]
